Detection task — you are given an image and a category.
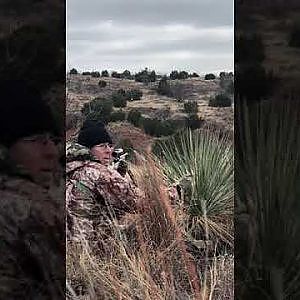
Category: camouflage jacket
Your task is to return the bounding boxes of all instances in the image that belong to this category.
[0,148,65,299]
[66,143,143,241]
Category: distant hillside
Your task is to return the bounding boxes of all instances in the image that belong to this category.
[67,74,233,134]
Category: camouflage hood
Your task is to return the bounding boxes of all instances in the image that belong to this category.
[66,142,99,175]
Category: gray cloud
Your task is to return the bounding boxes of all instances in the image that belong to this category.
[68,0,233,74]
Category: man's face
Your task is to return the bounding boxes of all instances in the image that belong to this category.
[9,133,59,182]
[90,143,113,166]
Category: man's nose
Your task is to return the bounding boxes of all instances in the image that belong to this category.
[104,147,112,153]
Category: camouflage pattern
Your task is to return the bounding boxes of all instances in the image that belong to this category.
[66,142,143,243]
[0,146,65,299]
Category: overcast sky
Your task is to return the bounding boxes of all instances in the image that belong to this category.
[67,0,233,75]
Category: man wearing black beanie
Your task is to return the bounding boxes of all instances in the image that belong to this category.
[0,80,60,184]
[0,80,65,299]
[66,120,143,249]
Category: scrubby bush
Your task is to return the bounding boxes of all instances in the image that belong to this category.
[134,68,156,83]
[178,71,189,80]
[141,118,179,137]
[101,70,109,77]
[185,114,204,130]
[98,80,107,88]
[209,94,232,107]
[155,127,233,230]
[112,92,127,108]
[111,71,122,78]
[170,70,188,80]
[184,101,198,114]
[149,70,156,82]
[205,73,216,80]
[127,109,142,127]
[82,71,91,76]
[91,71,100,78]
[82,98,113,123]
[109,111,126,122]
[220,72,234,95]
[172,83,185,102]
[170,70,179,80]
[122,70,132,79]
[126,89,143,100]
[157,76,173,97]
[70,68,78,75]
[190,72,199,78]
[117,88,126,96]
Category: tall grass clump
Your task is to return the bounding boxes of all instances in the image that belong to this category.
[67,158,204,300]
[235,98,300,299]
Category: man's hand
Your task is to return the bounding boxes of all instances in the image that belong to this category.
[116,160,128,177]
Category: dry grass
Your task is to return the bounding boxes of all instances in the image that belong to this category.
[67,158,233,300]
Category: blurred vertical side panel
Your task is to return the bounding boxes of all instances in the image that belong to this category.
[0,0,66,299]
[235,0,300,298]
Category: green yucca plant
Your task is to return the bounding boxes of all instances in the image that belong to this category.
[154,128,234,245]
[236,98,300,299]
[155,128,233,217]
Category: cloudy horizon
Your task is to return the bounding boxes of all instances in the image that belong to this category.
[67,0,233,75]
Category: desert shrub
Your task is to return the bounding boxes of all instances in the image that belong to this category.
[184,101,198,114]
[178,71,189,80]
[91,71,100,78]
[116,88,126,96]
[172,83,185,101]
[66,158,205,299]
[135,68,149,83]
[209,94,232,107]
[82,97,113,123]
[235,99,300,298]
[149,70,156,82]
[111,71,122,78]
[122,70,132,79]
[170,70,188,80]
[126,89,143,100]
[170,70,179,80]
[185,114,204,130]
[225,80,234,95]
[141,118,178,137]
[101,70,109,77]
[289,22,300,48]
[109,110,126,122]
[82,71,91,75]
[157,76,173,97]
[112,92,127,108]
[205,73,216,80]
[190,72,199,78]
[98,80,107,88]
[127,109,142,127]
[220,73,234,95]
[69,68,78,75]
[155,128,233,243]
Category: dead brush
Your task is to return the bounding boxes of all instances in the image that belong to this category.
[67,157,207,300]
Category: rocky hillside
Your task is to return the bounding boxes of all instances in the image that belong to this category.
[67,74,233,133]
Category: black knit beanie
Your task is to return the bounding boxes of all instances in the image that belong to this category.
[77,120,112,149]
[0,80,58,147]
